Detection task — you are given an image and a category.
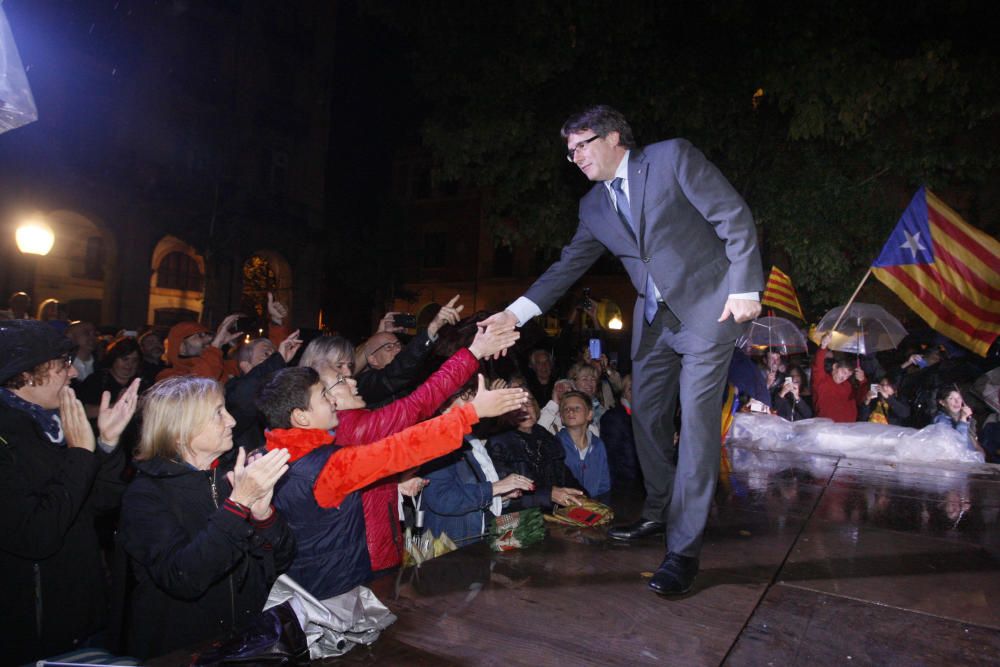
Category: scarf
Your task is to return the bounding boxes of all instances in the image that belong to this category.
[264,427,333,462]
[468,437,502,517]
[0,387,65,445]
[868,398,889,425]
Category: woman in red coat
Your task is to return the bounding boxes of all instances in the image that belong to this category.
[811,334,869,423]
[311,324,518,571]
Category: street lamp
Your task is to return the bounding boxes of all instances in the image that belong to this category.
[16,218,55,256]
[11,217,54,305]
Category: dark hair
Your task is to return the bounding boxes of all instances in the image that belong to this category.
[441,374,481,415]
[103,337,140,367]
[561,105,636,149]
[256,366,319,429]
[499,395,540,429]
[2,359,58,390]
[786,364,808,389]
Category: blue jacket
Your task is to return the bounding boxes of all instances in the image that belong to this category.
[273,445,370,599]
[420,441,495,546]
[932,411,976,452]
[556,429,611,498]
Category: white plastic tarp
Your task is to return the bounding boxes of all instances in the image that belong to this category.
[727,412,984,465]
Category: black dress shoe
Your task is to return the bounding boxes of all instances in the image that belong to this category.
[607,519,666,541]
[648,552,699,596]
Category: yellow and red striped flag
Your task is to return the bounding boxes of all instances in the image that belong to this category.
[761,266,805,320]
[872,188,1000,356]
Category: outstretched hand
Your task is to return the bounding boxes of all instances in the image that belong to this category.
[470,374,528,418]
[428,294,464,339]
[718,297,761,324]
[477,310,518,359]
[468,323,520,360]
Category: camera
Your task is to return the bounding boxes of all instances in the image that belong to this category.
[393,313,417,329]
[579,287,593,311]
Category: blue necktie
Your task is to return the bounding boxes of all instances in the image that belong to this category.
[611,178,659,324]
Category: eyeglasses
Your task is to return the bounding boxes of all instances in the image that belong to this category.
[368,341,401,357]
[565,134,601,162]
[322,375,347,401]
[56,353,75,369]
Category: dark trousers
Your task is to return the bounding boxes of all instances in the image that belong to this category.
[630,305,734,557]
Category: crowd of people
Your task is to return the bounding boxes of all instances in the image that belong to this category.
[733,330,999,461]
[0,290,648,663]
[3,285,998,663]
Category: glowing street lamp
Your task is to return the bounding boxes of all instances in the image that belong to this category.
[608,316,623,330]
[16,218,55,256]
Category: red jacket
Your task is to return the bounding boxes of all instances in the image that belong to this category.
[811,348,867,423]
[333,348,479,570]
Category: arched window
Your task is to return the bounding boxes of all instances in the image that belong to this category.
[157,252,204,291]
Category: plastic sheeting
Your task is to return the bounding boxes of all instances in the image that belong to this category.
[0,6,37,134]
[727,412,984,465]
[266,575,397,660]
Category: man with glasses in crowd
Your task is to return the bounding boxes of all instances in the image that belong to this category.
[355,295,466,407]
[482,105,763,596]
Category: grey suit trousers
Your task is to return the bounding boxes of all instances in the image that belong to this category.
[630,304,734,557]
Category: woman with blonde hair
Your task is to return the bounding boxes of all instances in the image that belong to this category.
[119,376,294,659]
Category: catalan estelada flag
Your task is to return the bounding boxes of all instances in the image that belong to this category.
[871,187,1000,356]
[761,266,805,320]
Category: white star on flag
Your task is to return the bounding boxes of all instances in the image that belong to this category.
[899,229,927,257]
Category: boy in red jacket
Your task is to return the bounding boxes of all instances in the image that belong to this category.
[258,367,525,598]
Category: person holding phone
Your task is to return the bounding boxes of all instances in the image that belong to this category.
[156,313,245,383]
[771,365,812,422]
[859,377,911,425]
[354,295,467,407]
[933,386,981,454]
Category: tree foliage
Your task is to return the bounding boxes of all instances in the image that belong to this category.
[367,0,1000,314]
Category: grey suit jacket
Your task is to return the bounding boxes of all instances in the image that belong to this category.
[525,139,764,354]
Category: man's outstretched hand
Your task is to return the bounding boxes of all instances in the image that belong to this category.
[477,311,518,359]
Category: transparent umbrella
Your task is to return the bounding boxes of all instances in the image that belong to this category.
[815,303,907,354]
[736,316,808,356]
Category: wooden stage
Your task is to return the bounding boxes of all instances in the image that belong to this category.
[324,444,1000,666]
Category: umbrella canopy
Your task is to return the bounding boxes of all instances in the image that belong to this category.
[737,316,808,356]
[973,367,1000,414]
[815,303,907,354]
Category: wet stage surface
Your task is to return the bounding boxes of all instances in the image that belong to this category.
[321,445,1000,666]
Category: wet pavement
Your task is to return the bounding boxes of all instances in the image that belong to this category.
[321,444,1000,665]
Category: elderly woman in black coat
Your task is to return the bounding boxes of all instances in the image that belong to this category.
[119,376,294,659]
[0,320,139,664]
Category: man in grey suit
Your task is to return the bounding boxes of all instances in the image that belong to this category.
[482,105,763,595]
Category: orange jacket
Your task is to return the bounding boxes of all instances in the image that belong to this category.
[265,403,479,509]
